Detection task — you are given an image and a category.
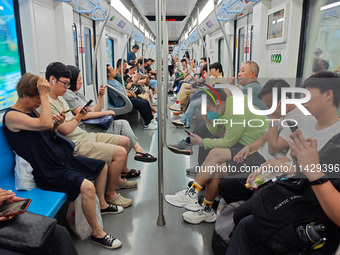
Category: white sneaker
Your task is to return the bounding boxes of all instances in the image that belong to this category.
[151,118,157,125]
[170,96,178,101]
[169,103,181,111]
[143,122,157,130]
[151,98,157,106]
[165,187,198,210]
[182,205,217,224]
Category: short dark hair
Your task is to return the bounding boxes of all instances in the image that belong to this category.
[258,79,291,100]
[302,71,340,107]
[16,73,40,98]
[206,88,227,106]
[209,62,224,76]
[45,62,71,81]
[201,57,210,63]
[129,64,136,69]
[116,58,127,68]
[67,65,81,91]
[181,59,187,64]
[132,44,139,50]
[106,64,111,77]
[202,64,208,73]
[147,58,154,62]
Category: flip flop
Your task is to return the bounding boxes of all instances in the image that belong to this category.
[121,169,140,179]
[134,152,157,162]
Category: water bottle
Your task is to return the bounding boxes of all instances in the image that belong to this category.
[245,172,277,189]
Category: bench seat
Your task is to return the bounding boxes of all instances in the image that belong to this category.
[0,125,66,217]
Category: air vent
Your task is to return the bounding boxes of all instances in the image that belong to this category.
[146,16,186,21]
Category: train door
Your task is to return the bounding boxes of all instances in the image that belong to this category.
[73,13,95,99]
[218,38,225,71]
[235,13,253,76]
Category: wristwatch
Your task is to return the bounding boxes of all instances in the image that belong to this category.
[269,121,278,127]
[309,174,329,185]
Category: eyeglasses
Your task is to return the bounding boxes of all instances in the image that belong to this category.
[58,79,70,89]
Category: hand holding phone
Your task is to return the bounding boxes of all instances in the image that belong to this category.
[81,99,93,112]
[0,199,31,218]
[185,130,190,135]
[286,120,298,133]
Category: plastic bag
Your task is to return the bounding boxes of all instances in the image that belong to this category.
[66,194,103,240]
[14,154,36,191]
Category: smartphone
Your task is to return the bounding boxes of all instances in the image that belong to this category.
[286,120,298,133]
[81,99,93,112]
[0,199,31,217]
[184,130,190,135]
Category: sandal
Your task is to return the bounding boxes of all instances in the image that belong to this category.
[116,178,138,190]
[134,152,157,162]
[121,169,140,179]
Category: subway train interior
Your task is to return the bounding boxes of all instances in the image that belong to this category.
[1,0,340,254]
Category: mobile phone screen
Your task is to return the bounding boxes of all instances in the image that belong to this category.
[0,199,31,217]
[185,130,190,135]
[81,99,93,112]
[286,121,298,133]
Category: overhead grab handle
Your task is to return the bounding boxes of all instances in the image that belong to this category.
[92,0,106,21]
[76,0,93,14]
[226,0,243,14]
[217,0,230,21]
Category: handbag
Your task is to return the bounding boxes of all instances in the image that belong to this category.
[0,211,57,253]
[83,115,114,130]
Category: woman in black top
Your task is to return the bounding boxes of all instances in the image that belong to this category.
[3,73,122,249]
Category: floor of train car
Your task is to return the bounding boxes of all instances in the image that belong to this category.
[57,91,215,255]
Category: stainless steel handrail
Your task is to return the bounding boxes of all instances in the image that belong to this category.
[156,0,165,227]
[214,0,234,77]
[92,0,111,103]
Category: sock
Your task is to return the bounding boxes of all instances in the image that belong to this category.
[191,181,202,192]
[203,198,214,207]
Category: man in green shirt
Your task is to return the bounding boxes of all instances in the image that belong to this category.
[165,88,268,223]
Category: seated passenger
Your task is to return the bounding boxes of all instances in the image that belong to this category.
[107,63,157,130]
[124,64,157,112]
[235,61,266,110]
[46,62,136,208]
[3,74,123,249]
[139,59,158,93]
[0,188,79,255]
[168,59,190,94]
[225,71,340,254]
[63,65,156,166]
[165,88,268,222]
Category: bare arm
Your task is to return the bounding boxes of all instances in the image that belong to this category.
[289,130,340,226]
[92,85,107,112]
[57,107,88,135]
[5,78,54,132]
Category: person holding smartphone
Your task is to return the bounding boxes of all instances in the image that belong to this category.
[63,65,156,174]
[0,188,79,255]
[3,73,125,249]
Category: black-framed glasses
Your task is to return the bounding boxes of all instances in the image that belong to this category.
[58,79,70,89]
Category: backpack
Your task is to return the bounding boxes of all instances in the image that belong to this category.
[211,201,244,255]
[252,133,340,254]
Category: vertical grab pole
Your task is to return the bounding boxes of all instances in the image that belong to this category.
[92,0,111,103]
[156,0,166,226]
[162,0,168,146]
[196,7,209,78]
[121,8,134,88]
[214,0,234,77]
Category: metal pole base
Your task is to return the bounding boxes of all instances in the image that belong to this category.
[157,215,166,226]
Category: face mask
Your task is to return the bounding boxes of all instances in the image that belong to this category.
[198,63,203,67]
[207,111,220,121]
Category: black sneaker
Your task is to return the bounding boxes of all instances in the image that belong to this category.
[100,204,124,215]
[91,233,122,249]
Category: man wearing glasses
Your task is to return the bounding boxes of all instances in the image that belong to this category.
[46,62,136,209]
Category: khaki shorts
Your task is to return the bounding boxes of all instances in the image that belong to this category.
[74,132,120,166]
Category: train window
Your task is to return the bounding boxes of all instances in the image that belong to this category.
[84,27,93,85]
[238,27,245,72]
[107,38,114,67]
[218,38,224,65]
[250,25,254,60]
[301,0,340,78]
[72,24,79,68]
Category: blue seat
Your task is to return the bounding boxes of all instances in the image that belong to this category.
[0,125,66,217]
